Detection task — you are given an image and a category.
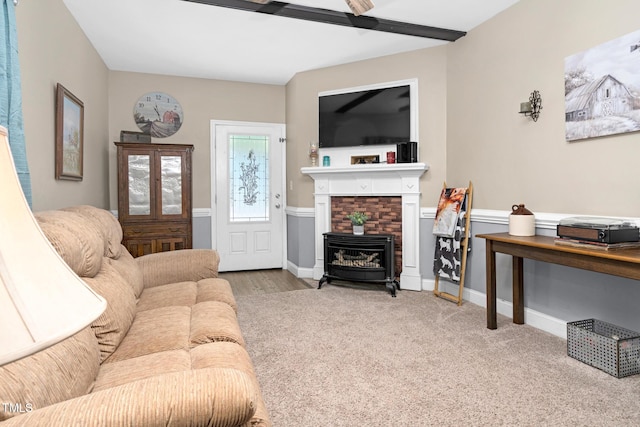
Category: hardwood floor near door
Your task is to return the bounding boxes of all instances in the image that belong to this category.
[218,269,312,296]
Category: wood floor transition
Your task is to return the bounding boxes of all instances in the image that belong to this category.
[218,269,313,296]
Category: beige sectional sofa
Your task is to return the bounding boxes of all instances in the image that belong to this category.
[0,205,270,426]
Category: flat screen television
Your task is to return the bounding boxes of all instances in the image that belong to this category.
[319,84,411,148]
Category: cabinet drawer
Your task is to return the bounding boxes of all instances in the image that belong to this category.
[123,236,190,258]
[122,222,189,237]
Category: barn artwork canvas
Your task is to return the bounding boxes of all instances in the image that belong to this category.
[565,29,640,141]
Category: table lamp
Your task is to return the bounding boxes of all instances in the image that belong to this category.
[0,126,106,366]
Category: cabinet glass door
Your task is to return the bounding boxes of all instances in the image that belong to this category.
[127,154,151,216]
[160,155,182,215]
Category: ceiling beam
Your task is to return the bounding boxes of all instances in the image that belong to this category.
[182,0,467,42]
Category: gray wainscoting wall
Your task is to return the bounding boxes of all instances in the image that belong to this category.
[286,208,316,276]
[287,207,640,339]
[193,212,212,249]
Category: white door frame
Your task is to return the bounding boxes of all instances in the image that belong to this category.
[210,120,287,270]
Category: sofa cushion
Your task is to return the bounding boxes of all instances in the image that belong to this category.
[191,342,270,427]
[136,249,220,289]
[191,342,255,377]
[190,301,245,347]
[136,281,198,312]
[105,306,191,363]
[106,245,144,298]
[197,278,237,312]
[0,327,99,421]
[135,278,237,312]
[93,349,191,393]
[35,210,103,278]
[83,262,137,362]
[62,205,123,259]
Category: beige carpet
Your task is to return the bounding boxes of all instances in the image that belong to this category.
[236,283,640,426]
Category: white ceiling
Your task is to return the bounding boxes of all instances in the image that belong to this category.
[63,0,519,85]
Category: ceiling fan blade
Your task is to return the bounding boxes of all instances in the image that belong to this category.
[247,0,374,16]
[345,0,374,16]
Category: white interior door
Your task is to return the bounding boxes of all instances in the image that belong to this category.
[211,121,286,271]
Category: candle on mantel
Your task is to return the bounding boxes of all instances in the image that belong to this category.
[309,142,318,166]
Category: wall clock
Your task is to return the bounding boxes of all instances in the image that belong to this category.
[134,91,183,138]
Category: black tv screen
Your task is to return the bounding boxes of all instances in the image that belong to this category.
[319,85,411,148]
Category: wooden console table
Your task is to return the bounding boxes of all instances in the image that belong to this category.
[477,233,640,329]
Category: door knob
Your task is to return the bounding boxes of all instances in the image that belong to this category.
[275,193,281,199]
[275,203,281,209]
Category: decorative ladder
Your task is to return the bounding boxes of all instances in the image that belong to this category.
[432,182,473,306]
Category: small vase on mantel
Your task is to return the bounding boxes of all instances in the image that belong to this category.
[353,225,364,235]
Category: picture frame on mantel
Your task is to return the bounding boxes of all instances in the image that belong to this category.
[350,155,380,164]
[55,83,84,181]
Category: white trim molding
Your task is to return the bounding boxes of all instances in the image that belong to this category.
[421,207,640,230]
[285,206,315,218]
[193,208,211,218]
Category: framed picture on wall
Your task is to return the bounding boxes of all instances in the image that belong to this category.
[564,29,640,141]
[55,83,84,180]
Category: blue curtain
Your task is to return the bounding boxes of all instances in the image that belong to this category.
[1,0,32,207]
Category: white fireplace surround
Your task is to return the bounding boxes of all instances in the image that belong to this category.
[301,163,429,291]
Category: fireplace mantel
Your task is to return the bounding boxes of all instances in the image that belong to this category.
[301,163,427,184]
[301,162,427,174]
[302,163,429,291]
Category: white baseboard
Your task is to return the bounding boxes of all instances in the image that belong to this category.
[287,261,314,279]
[422,278,567,339]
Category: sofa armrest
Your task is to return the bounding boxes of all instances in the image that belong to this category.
[1,368,258,427]
[136,249,220,289]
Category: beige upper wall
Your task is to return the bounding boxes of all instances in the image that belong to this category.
[107,72,285,209]
[447,0,640,216]
[18,0,640,216]
[286,47,448,208]
[17,1,284,213]
[16,0,109,212]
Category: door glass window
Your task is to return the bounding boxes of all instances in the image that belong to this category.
[229,134,269,222]
[161,155,182,215]
[128,154,150,215]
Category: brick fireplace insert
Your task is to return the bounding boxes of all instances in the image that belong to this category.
[318,232,399,297]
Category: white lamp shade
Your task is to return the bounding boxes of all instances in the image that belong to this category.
[0,126,106,366]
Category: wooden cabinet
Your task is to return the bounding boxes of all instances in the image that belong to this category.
[115,142,194,257]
